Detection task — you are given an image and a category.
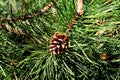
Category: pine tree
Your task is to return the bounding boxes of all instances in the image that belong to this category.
[0,0,120,80]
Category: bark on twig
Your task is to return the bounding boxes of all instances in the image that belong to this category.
[66,0,83,33]
[1,2,53,22]
[0,23,26,35]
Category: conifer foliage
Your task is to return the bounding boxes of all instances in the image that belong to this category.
[0,0,120,80]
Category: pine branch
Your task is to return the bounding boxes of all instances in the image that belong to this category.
[0,1,54,34]
[0,0,120,80]
[66,0,83,33]
[0,2,53,22]
[66,13,79,33]
[0,1,56,45]
[0,23,26,35]
[0,23,43,45]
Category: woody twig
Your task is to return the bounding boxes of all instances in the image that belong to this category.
[0,23,26,35]
[1,2,53,22]
[0,2,54,34]
[0,2,55,45]
[0,23,43,45]
[66,0,83,33]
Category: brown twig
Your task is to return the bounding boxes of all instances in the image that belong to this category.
[0,23,26,35]
[0,2,54,45]
[0,1,54,38]
[1,2,53,22]
[0,2,54,32]
[66,0,83,33]
[66,13,79,33]
[0,23,43,45]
